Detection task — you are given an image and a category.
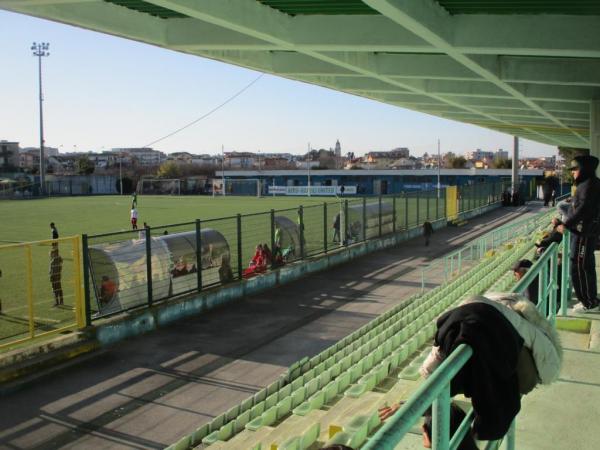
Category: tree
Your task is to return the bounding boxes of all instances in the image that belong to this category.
[76,157,95,175]
[449,156,467,169]
[156,161,182,179]
[493,158,512,169]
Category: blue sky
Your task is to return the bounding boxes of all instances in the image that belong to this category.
[0,9,557,158]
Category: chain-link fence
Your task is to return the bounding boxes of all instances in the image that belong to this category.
[83,183,504,321]
[0,236,84,350]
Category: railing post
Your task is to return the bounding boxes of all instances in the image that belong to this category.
[195,219,202,291]
[236,214,243,279]
[416,190,420,226]
[560,231,570,316]
[426,190,430,223]
[323,203,328,253]
[299,205,305,258]
[378,195,383,237]
[405,193,409,229]
[344,200,349,246]
[270,209,276,265]
[392,196,397,233]
[435,188,439,220]
[549,248,558,323]
[82,234,92,326]
[505,419,516,450]
[25,244,34,338]
[363,196,367,241]
[145,225,153,306]
[73,236,84,328]
[432,385,451,450]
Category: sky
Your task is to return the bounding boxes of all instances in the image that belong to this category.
[0,9,558,158]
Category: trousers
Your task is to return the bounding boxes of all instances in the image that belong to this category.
[570,234,599,308]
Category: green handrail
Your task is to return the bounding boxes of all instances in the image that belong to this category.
[366,224,567,450]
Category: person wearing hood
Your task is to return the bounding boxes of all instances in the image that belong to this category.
[553,155,600,313]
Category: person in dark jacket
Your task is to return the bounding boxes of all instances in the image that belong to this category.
[553,155,600,312]
[434,302,524,440]
[512,259,539,306]
[423,221,433,246]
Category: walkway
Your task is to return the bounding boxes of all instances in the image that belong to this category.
[0,205,541,450]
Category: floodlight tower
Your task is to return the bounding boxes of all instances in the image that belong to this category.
[31,42,50,194]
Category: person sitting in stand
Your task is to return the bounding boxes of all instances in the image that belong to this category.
[100,275,117,305]
[219,254,234,284]
[243,244,268,278]
[262,243,273,266]
[172,257,189,278]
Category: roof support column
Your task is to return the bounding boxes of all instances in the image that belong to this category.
[591,100,600,164]
[512,136,519,195]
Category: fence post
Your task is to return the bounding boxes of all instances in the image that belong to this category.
[344,200,349,246]
[378,195,383,237]
[416,191,420,226]
[299,206,305,258]
[73,236,84,328]
[405,193,409,229]
[236,214,243,279]
[560,231,570,316]
[195,219,202,291]
[323,203,328,254]
[435,188,439,220]
[81,234,92,326]
[145,225,153,307]
[25,244,35,338]
[363,196,367,241]
[270,209,276,265]
[432,385,451,449]
[426,191,430,222]
[392,196,396,233]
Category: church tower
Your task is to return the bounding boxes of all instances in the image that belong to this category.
[334,139,341,157]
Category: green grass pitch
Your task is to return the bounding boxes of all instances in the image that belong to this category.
[0,194,444,349]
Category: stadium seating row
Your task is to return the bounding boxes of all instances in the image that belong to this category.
[165,210,550,449]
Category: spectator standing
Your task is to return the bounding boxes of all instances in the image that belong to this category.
[332,214,341,243]
[49,246,64,306]
[339,185,345,197]
[423,221,433,246]
[554,155,600,312]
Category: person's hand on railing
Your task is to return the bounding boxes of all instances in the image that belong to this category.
[378,401,404,421]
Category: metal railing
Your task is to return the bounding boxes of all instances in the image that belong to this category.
[364,222,568,450]
[81,182,507,323]
[0,235,85,349]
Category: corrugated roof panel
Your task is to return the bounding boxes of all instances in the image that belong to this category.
[257,0,379,15]
[437,0,600,15]
[103,0,188,19]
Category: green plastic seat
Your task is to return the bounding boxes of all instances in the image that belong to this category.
[340,355,352,371]
[291,376,304,392]
[226,404,239,422]
[293,390,325,416]
[363,353,375,371]
[374,361,390,384]
[280,383,292,399]
[305,378,319,397]
[234,410,251,433]
[330,361,342,378]
[349,363,363,383]
[240,396,253,414]
[280,436,300,450]
[250,401,265,420]
[326,431,352,446]
[317,370,331,388]
[201,430,220,446]
[291,386,306,408]
[190,423,209,446]
[262,405,278,427]
[218,420,234,441]
[276,395,292,420]
[346,414,370,436]
[265,392,278,409]
[209,413,225,432]
[324,379,339,403]
[254,388,267,404]
[267,381,279,396]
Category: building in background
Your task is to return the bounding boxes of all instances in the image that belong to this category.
[111,147,165,166]
[0,140,20,171]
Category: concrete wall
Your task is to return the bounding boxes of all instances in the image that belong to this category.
[93,202,499,347]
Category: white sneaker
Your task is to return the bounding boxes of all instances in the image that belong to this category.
[571,303,600,314]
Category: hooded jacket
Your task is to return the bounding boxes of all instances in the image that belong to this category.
[420,294,562,384]
[563,155,600,236]
[432,302,523,440]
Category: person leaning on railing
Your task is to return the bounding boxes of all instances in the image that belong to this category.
[418,293,562,441]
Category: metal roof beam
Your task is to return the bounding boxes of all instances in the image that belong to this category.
[363,0,590,145]
[145,0,571,146]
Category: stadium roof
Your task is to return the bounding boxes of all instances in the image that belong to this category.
[2,0,599,148]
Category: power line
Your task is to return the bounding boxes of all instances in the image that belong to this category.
[142,73,265,147]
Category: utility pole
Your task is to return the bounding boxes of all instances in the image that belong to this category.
[31,42,50,194]
[221,144,225,196]
[512,136,519,196]
[437,139,441,198]
[119,151,123,195]
[307,142,311,197]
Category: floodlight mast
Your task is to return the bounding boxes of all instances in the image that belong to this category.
[31,42,50,195]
